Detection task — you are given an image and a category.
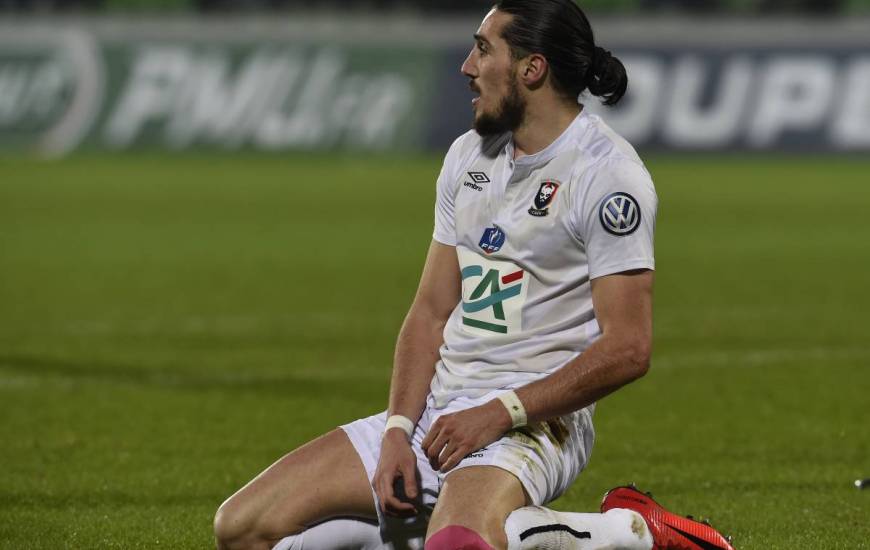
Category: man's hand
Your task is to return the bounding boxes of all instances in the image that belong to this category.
[421,399,512,473]
[372,429,419,517]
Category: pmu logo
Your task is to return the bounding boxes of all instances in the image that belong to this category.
[458,248,528,335]
[599,192,641,236]
[0,28,105,157]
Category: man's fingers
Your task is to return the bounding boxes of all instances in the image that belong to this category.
[421,419,440,451]
[435,440,460,470]
[387,467,417,516]
[383,494,416,516]
[374,477,388,513]
[376,469,397,513]
[429,438,451,469]
[376,463,419,516]
[425,432,447,464]
[399,461,418,499]
[439,447,466,472]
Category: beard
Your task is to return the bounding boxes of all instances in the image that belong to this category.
[473,78,526,136]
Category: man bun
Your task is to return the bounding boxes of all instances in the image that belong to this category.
[587,46,628,106]
[496,0,629,107]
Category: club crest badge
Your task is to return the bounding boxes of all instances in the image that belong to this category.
[528,180,560,217]
[478,225,506,254]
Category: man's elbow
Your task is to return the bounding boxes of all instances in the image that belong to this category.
[405,300,451,335]
[624,339,652,381]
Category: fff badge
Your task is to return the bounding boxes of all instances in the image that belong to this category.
[478,226,506,255]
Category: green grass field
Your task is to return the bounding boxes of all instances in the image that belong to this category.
[1,154,868,549]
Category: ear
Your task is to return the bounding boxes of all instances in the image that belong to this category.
[519,53,548,87]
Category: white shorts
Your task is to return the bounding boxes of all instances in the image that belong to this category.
[340,391,595,541]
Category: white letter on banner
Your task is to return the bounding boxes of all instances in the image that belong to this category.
[165,51,302,149]
[257,49,343,148]
[28,61,68,120]
[748,57,836,148]
[586,55,662,143]
[165,54,233,148]
[0,66,28,124]
[221,53,304,147]
[831,57,870,149]
[104,47,190,148]
[348,74,412,148]
[663,56,753,148]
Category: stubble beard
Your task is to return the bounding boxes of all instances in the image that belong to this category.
[473,76,526,137]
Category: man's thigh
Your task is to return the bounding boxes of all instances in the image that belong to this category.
[425,466,529,549]
[216,428,376,542]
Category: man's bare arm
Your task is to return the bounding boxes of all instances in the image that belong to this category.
[388,240,461,422]
[373,240,460,514]
[423,269,653,472]
[516,269,654,422]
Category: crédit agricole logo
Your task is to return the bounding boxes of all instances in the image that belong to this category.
[457,248,529,336]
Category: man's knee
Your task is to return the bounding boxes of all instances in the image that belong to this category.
[214,493,306,550]
[213,497,271,550]
[213,499,248,548]
[425,525,496,550]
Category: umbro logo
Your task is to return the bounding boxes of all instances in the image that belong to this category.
[468,171,490,183]
[464,171,489,191]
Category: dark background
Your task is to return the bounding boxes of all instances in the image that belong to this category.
[1,0,867,13]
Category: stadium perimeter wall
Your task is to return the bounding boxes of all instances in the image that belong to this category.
[0,15,869,156]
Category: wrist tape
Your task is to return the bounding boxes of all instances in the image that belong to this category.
[384,415,415,439]
[497,390,527,428]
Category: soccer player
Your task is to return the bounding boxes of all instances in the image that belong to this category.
[214,1,735,549]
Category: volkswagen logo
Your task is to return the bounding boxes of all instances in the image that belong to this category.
[599,192,641,236]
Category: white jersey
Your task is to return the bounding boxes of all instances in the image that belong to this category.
[430,110,657,409]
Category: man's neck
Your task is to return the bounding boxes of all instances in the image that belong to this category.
[512,102,582,159]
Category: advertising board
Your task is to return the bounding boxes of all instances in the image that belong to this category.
[1,18,868,155]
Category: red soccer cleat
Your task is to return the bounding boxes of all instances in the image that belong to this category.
[600,484,735,550]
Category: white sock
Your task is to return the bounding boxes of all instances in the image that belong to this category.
[271,517,383,550]
[504,506,653,550]
[271,516,425,550]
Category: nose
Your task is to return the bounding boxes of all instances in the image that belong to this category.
[460,47,477,78]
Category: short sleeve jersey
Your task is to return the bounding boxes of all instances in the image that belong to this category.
[430,110,657,409]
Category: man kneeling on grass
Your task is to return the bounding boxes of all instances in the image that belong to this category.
[214,2,735,549]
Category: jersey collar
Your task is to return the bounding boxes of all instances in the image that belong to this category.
[504,109,589,168]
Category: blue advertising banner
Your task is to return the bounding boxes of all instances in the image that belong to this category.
[429,46,870,152]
